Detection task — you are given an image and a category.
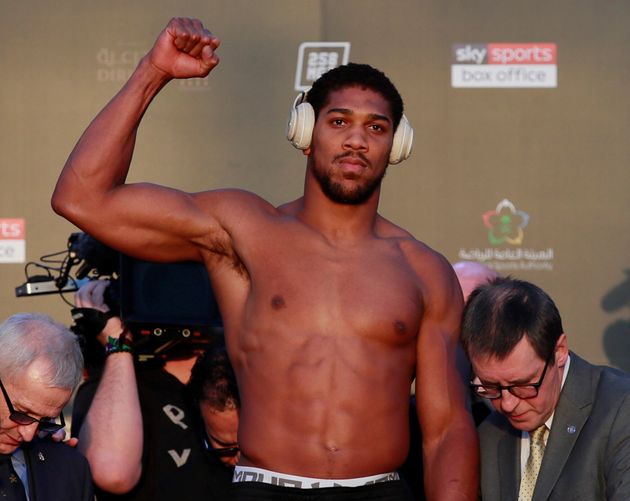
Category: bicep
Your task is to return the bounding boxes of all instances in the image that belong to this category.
[415,259,467,438]
[64,184,262,263]
[97,183,214,261]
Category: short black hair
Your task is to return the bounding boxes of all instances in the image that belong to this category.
[306,62,404,130]
[187,344,240,410]
[461,277,564,363]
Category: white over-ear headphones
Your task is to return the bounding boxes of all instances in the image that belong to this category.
[286,91,414,165]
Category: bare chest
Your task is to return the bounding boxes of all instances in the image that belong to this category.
[244,237,422,345]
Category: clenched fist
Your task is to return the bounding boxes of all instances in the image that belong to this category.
[148,17,220,79]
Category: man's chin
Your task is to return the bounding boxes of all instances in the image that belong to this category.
[314,166,383,205]
[508,415,544,433]
[321,180,380,205]
[0,443,19,454]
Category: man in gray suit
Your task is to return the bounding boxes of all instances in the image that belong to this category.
[460,277,630,501]
[0,313,93,501]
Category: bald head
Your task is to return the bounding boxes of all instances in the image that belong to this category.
[453,261,500,302]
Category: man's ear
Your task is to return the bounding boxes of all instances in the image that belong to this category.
[303,146,311,156]
[555,333,569,367]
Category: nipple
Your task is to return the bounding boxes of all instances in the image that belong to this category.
[271,295,286,310]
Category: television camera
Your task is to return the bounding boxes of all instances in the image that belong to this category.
[15,232,223,365]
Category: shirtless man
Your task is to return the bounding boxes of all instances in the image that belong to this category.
[52,17,478,500]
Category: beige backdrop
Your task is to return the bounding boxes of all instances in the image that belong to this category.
[1,1,628,368]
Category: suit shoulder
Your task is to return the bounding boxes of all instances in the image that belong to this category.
[594,365,630,408]
[579,352,630,394]
[563,354,630,408]
[30,439,90,465]
[598,365,630,388]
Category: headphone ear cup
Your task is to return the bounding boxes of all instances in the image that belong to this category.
[389,115,414,165]
[286,102,315,150]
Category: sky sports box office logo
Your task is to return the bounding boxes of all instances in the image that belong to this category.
[451,43,557,88]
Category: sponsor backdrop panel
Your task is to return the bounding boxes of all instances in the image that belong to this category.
[0,1,628,369]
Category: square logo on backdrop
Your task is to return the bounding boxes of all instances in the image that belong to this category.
[294,42,351,91]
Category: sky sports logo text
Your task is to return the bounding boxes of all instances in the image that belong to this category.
[453,43,556,65]
[451,43,557,88]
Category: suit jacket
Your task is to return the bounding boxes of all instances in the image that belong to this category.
[478,352,630,501]
[21,438,93,501]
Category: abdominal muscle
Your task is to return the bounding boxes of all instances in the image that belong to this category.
[233,326,416,479]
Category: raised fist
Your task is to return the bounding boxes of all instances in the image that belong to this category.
[148,17,220,79]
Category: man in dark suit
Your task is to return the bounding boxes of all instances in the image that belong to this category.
[0,313,93,501]
[461,277,630,501]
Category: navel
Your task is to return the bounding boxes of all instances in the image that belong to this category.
[271,294,286,310]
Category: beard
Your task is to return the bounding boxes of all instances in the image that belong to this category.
[312,154,387,205]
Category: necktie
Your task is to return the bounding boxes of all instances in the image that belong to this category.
[518,425,548,501]
[0,454,27,501]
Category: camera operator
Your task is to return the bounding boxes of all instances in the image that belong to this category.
[70,280,236,500]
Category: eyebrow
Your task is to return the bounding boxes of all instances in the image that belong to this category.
[477,371,539,386]
[208,433,238,447]
[15,404,53,420]
[325,108,391,123]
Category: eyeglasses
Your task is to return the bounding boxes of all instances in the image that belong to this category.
[204,432,240,458]
[470,361,549,400]
[0,377,66,433]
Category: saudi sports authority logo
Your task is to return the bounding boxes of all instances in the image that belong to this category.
[482,199,529,246]
[458,198,553,272]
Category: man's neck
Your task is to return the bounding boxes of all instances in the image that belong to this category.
[297,176,381,243]
[163,356,198,384]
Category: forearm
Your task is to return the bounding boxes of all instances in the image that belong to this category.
[78,352,144,494]
[422,418,480,501]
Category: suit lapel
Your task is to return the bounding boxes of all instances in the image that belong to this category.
[497,427,521,501]
[23,441,59,501]
[22,444,37,501]
[533,354,594,501]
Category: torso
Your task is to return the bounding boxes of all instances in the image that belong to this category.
[202,202,428,478]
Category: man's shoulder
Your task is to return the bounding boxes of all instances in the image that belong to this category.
[570,353,630,396]
[196,188,281,225]
[26,438,90,466]
[24,439,93,501]
[561,353,630,427]
[29,437,84,455]
[592,361,630,401]
[377,221,451,272]
[393,234,460,297]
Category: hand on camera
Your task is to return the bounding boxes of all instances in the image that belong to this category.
[75,280,129,346]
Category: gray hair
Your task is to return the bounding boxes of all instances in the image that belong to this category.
[0,313,84,389]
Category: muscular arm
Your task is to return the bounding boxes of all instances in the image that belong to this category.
[52,18,222,261]
[415,254,479,500]
[74,281,143,494]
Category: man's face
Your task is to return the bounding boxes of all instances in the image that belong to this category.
[470,335,568,432]
[200,401,240,467]
[306,86,394,205]
[0,360,71,454]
